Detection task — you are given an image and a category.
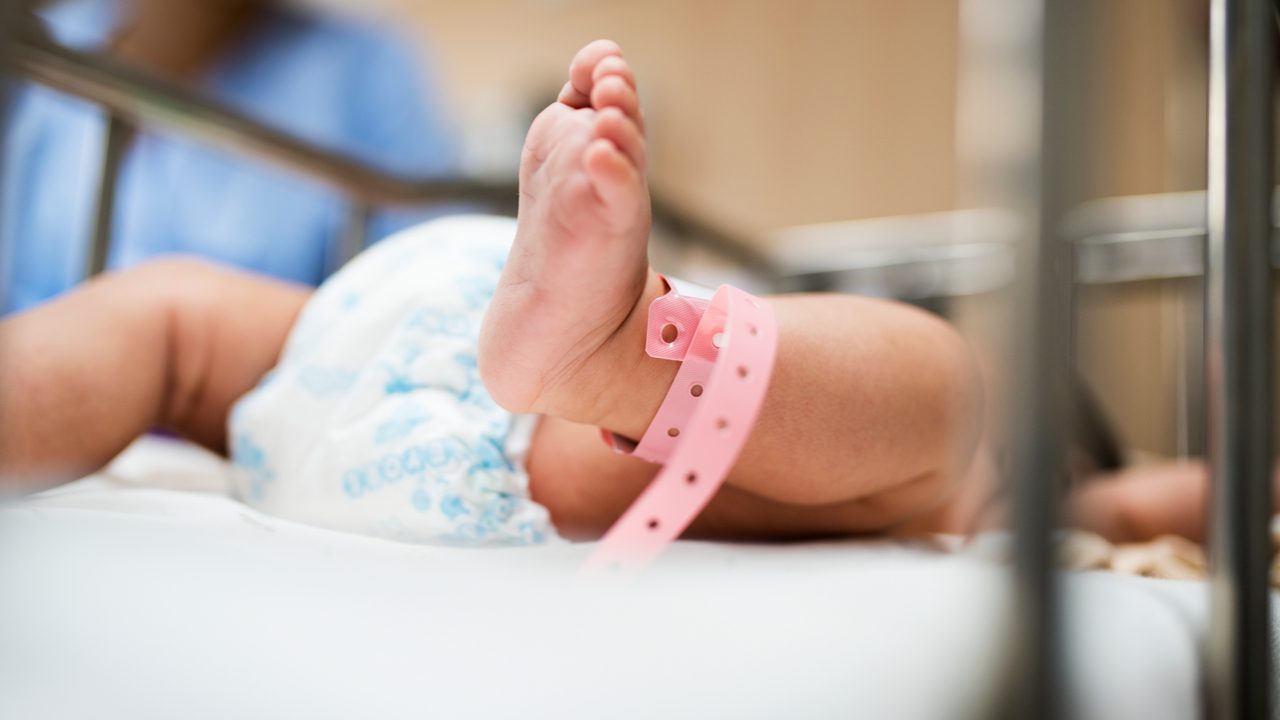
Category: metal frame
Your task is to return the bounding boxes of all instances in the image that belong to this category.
[0,0,12,305]
[995,1,1091,716]
[1204,0,1275,716]
[1067,190,1280,285]
[8,29,762,275]
[950,0,1273,716]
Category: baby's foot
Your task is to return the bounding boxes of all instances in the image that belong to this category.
[480,40,658,423]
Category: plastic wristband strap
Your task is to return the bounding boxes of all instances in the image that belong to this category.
[600,276,713,463]
[582,283,777,575]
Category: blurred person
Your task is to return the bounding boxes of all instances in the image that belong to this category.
[2,0,456,313]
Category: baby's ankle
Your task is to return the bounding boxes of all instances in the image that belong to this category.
[539,269,676,438]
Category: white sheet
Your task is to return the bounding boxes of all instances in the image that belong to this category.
[0,438,1221,719]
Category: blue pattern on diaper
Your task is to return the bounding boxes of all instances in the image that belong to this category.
[406,307,470,337]
[231,432,274,501]
[412,485,432,512]
[297,366,357,398]
[439,494,469,519]
[471,437,514,474]
[455,274,498,310]
[338,291,361,311]
[373,403,431,444]
[340,437,469,500]
[382,370,425,396]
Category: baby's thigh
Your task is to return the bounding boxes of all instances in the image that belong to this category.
[140,259,312,450]
[99,257,310,451]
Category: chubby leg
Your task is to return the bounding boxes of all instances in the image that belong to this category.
[528,416,996,541]
[0,258,309,491]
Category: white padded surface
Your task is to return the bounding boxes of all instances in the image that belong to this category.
[0,438,1210,719]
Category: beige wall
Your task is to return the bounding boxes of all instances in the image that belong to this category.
[1077,0,1209,456]
[400,0,959,238]
[1090,0,1207,198]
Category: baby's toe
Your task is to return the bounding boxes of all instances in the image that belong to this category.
[591,56,636,91]
[593,107,645,170]
[583,138,641,208]
[562,39,624,109]
[556,80,585,107]
[590,75,641,126]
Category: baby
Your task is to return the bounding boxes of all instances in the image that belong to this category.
[0,41,990,544]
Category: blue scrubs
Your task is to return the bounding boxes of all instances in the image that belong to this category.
[2,0,459,312]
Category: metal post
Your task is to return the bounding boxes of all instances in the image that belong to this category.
[0,1,15,302]
[1204,0,1274,717]
[1004,3,1091,717]
[1180,279,1208,458]
[335,201,371,274]
[86,113,131,278]
[956,0,1093,716]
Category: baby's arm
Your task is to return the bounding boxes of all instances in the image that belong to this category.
[0,259,309,491]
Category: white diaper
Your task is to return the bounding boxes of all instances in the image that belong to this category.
[228,215,559,546]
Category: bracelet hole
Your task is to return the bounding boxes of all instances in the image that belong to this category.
[667,427,680,438]
[711,332,725,349]
[689,383,704,397]
[716,417,730,433]
[647,518,660,530]
[737,365,749,379]
[685,471,697,484]
[660,323,679,343]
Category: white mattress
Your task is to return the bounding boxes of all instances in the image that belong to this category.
[0,437,1234,719]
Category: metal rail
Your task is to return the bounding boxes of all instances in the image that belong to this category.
[0,1,13,302]
[999,1,1094,717]
[86,114,131,276]
[8,29,765,275]
[11,33,515,209]
[1067,190,1280,285]
[1204,0,1275,717]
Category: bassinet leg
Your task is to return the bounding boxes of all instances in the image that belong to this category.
[1204,0,1275,717]
[87,113,131,278]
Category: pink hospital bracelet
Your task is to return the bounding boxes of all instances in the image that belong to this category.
[600,276,712,463]
[582,280,778,574]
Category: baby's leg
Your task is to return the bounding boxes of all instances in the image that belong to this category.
[482,42,985,537]
[0,258,309,491]
[527,416,994,541]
